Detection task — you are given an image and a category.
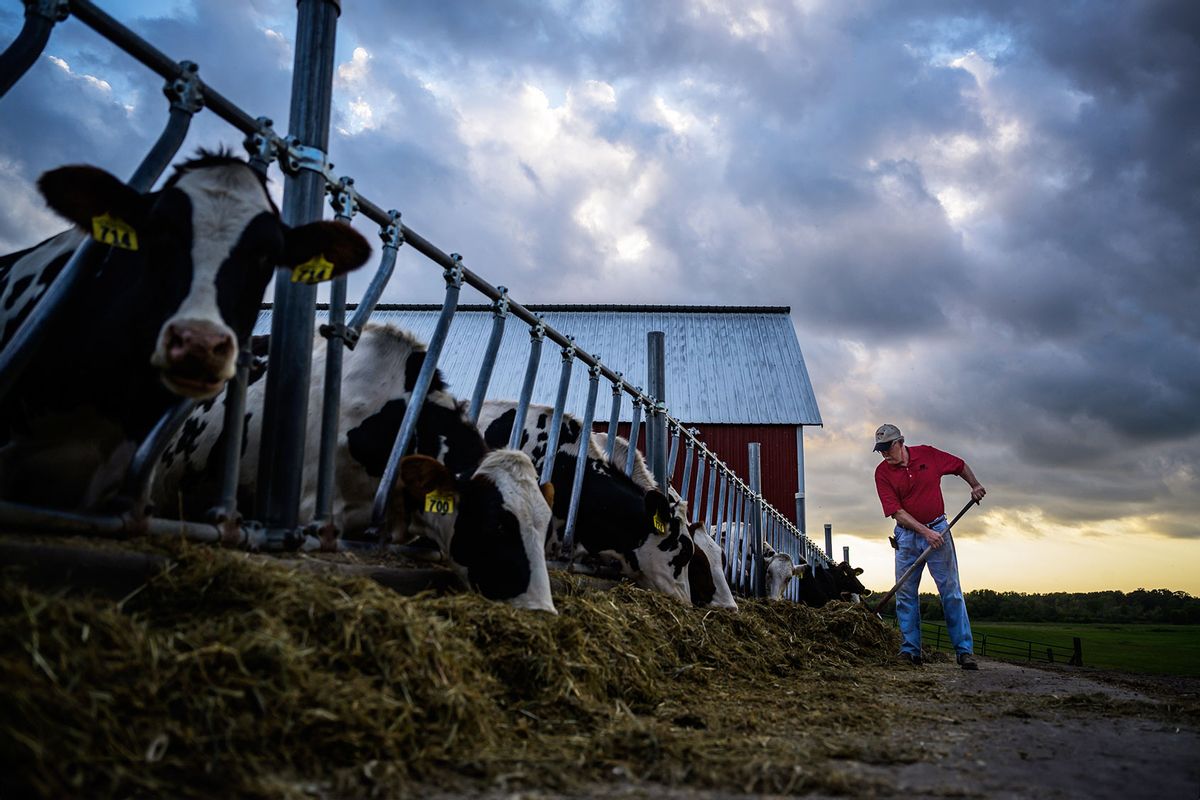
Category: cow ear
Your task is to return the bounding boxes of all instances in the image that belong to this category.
[853,567,864,576]
[38,166,146,232]
[399,454,455,495]
[792,565,804,577]
[539,482,555,508]
[283,220,372,278]
[644,489,671,535]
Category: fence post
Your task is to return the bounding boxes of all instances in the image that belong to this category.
[679,430,696,506]
[538,337,577,485]
[604,372,623,462]
[824,523,833,560]
[255,0,341,545]
[843,545,849,564]
[692,450,707,522]
[703,455,718,530]
[1047,647,1054,664]
[1071,637,1083,667]
[666,421,681,482]
[624,392,644,476]
[647,332,667,491]
[563,361,602,560]
[508,316,545,451]
[0,0,70,99]
[467,287,509,424]
[748,443,764,598]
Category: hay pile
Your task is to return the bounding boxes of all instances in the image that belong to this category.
[0,541,899,798]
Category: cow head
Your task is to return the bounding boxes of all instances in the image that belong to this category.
[687,522,738,610]
[832,561,869,603]
[399,452,556,612]
[631,489,693,604]
[37,152,371,399]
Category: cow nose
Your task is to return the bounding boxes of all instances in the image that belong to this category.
[164,321,235,368]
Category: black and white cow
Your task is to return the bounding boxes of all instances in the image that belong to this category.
[154,323,489,540]
[593,431,736,611]
[154,324,558,611]
[0,151,370,509]
[795,560,870,607]
[397,451,556,612]
[476,402,694,604]
[761,541,804,601]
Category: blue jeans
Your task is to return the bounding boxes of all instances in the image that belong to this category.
[894,515,973,656]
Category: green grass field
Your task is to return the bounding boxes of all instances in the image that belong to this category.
[923,622,1200,677]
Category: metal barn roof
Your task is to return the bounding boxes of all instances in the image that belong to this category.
[254,305,822,426]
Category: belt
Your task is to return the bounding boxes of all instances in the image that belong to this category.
[926,514,946,526]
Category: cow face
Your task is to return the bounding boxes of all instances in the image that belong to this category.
[37,155,370,399]
[399,452,556,612]
[832,561,869,602]
[634,489,693,603]
[687,522,738,610]
[763,550,803,601]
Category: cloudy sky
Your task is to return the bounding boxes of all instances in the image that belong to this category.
[2,0,1196,593]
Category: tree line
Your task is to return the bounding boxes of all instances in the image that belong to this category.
[874,588,1200,624]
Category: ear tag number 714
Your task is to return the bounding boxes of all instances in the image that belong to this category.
[653,512,667,533]
[91,213,138,251]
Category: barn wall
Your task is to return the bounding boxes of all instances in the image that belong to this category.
[600,422,800,527]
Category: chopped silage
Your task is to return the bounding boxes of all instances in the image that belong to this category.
[0,539,901,798]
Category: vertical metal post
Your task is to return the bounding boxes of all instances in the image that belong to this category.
[666,421,681,482]
[209,349,253,529]
[0,0,70,99]
[539,338,577,485]
[313,176,357,529]
[678,430,696,507]
[732,485,746,589]
[825,523,833,560]
[795,425,807,533]
[624,393,644,475]
[468,287,509,424]
[691,452,706,523]
[564,361,602,560]
[703,457,718,530]
[256,0,341,543]
[603,373,623,462]
[715,469,729,542]
[646,331,667,491]
[508,316,546,451]
[843,545,850,564]
[346,210,404,341]
[748,443,764,598]
[369,257,464,531]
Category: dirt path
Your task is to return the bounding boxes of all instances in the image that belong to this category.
[427,656,1200,800]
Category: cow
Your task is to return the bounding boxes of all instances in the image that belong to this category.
[761,541,804,601]
[397,451,557,612]
[153,324,558,611]
[476,401,693,605]
[0,150,371,510]
[154,323,489,541]
[592,431,736,611]
[795,560,871,607]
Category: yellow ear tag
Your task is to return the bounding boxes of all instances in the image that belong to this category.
[91,212,138,251]
[424,492,455,515]
[290,253,335,284]
[653,512,667,534]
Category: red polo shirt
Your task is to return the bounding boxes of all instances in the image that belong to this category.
[875,445,965,524]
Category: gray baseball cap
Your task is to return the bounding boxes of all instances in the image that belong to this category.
[874,423,902,452]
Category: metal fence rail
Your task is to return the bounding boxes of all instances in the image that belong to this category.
[0,0,833,600]
[920,621,1083,666]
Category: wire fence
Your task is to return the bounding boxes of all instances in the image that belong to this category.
[919,620,1084,666]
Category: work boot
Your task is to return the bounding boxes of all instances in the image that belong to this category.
[957,652,979,670]
[898,652,923,667]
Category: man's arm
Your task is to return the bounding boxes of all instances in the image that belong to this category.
[959,461,986,503]
[892,508,944,548]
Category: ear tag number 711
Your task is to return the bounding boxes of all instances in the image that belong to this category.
[291,253,335,284]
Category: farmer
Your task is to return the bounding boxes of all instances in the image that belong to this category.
[873,424,985,670]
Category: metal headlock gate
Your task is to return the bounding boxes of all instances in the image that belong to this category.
[0,0,831,600]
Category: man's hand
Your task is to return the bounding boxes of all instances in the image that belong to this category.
[922,526,944,549]
[970,483,987,503]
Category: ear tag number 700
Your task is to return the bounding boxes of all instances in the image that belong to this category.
[424,492,455,515]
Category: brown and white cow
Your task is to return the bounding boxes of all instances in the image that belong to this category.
[0,151,370,509]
